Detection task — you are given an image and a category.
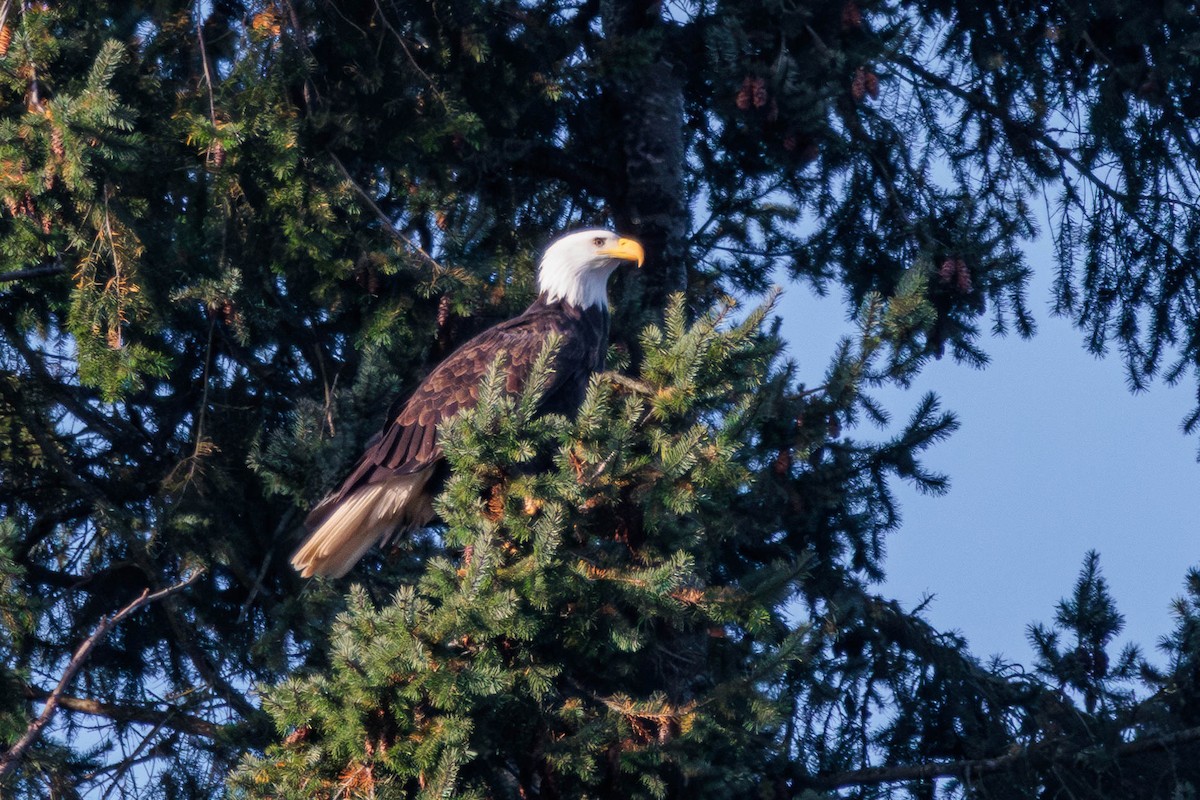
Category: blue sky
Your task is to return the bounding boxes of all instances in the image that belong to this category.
[777,242,1200,668]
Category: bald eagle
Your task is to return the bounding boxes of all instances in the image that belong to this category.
[291,229,645,578]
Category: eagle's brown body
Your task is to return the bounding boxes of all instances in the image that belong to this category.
[321,295,607,499]
[291,229,640,579]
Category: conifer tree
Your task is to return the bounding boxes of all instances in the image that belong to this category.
[2,1,1200,798]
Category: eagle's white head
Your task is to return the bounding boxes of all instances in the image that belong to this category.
[537,229,644,309]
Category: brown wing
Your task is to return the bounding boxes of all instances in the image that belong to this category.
[310,303,596,523]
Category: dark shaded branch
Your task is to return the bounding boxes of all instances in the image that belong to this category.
[0,377,108,505]
[0,263,67,283]
[806,750,1033,790]
[7,329,141,445]
[20,685,220,739]
[806,724,1200,791]
[1114,724,1200,757]
[159,592,261,721]
[0,572,202,778]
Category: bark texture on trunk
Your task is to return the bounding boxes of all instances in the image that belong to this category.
[601,0,689,307]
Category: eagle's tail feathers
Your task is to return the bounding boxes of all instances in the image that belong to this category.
[291,468,434,579]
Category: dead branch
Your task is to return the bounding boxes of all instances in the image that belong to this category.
[0,572,203,779]
[601,371,655,397]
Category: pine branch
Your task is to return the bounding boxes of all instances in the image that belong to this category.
[0,572,203,779]
[369,0,449,110]
[887,49,1186,266]
[805,750,1035,791]
[0,378,109,506]
[804,724,1200,791]
[19,685,219,739]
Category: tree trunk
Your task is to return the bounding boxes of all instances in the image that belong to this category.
[600,0,689,308]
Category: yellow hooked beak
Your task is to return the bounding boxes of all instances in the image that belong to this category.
[598,237,645,268]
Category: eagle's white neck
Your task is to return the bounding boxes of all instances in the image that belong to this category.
[537,264,616,309]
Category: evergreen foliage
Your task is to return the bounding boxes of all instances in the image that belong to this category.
[231,297,801,798]
[0,1,1198,798]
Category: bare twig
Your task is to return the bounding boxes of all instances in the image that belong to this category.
[365,0,449,110]
[98,714,169,800]
[327,151,446,274]
[194,0,218,126]
[0,572,203,779]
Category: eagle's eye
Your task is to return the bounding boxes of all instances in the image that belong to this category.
[592,236,606,247]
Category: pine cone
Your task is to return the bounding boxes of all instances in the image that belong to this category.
[283,725,310,746]
[751,76,768,109]
[0,24,11,58]
[852,67,879,101]
[436,294,451,328]
[485,484,505,521]
[851,68,867,101]
[210,140,225,168]
[50,127,64,158]
[735,76,753,110]
[864,70,880,99]
[938,258,972,293]
[954,261,972,293]
[841,1,863,30]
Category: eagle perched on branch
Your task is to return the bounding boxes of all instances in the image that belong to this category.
[291,230,645,578]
